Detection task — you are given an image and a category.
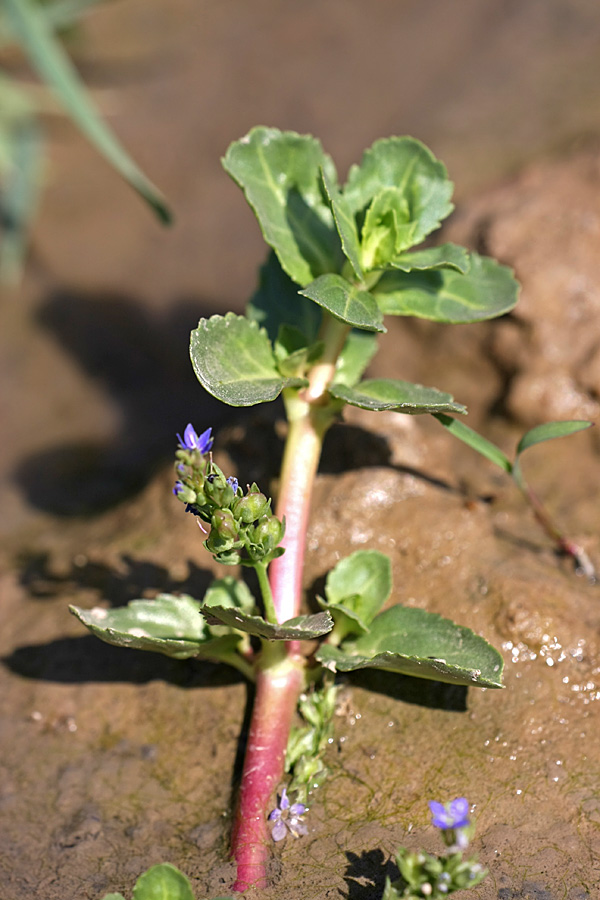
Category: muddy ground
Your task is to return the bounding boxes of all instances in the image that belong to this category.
[2,2,600,899]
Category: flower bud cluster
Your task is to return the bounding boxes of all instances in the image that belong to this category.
[173,424,285,566]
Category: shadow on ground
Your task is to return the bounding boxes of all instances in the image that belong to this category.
[14,290,230,515]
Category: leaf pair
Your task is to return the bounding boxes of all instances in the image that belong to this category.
[433,415,592,483]
[189,308,466,415]
[316,550,504,689]
[69,576,334,673]
[70,558,504,688]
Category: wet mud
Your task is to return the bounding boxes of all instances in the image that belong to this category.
[3,2,600,898]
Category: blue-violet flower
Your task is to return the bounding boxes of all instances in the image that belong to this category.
[177,423,213,454]
[227,475,239,494]
[268,788,308,842]
[429,797,470,830]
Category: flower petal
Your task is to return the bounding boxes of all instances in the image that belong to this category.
[429,800,450,828]
[271,819,287,842]
[183,423,198,448]
[449,797,470,828]
[288,817,308,838]
[290,803,306,817]
[197,426,213,453]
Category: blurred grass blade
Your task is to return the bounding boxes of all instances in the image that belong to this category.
[516,420,592,458]
[4,0,172,224]
[0,77,43,284]
[0,0,106,46]
[0,114,42,284]
[434,413,512,472]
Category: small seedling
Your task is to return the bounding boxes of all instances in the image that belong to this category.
[71,127,590,894]
[383,798,486,899]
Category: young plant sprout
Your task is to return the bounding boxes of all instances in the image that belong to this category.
[70,127,589,894]
[383,799,486,899]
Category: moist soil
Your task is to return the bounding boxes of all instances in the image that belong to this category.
[3,2,600,899]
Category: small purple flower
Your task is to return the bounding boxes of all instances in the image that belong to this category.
[268,788,308,842]
[227,475,239,494]
[429,797,470,830]
[177,423,213,454]
[173,480,185,497]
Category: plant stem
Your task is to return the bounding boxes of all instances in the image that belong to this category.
[231,645,305,892]
[512,464,597,582]
[231,313,349,890]
[269,315,349,625]
[255,560,277,623]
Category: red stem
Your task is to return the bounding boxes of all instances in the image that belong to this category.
[231,315,348,890]
[231,652,304,892]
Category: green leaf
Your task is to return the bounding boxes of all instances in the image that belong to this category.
[300,274,385,332]
[69,594,242,661]
[391,242,470,274]
[516,420,593,457]
[222,127,341,286]
[190,313,306,406]
[317,594,367,639]
[343,137,454,249]
[4,0,171,224]
[361,187,416,268]
[326,550,391,623]
[132,863,195,900]
[373,252,519,323]
[330,378,467,415]
[201,606,333,641]
[433,414,512,472]
[316,605,504,688]
[100,895,126,900]
[322,550,392,639]
[247,251,322,345]
[321,165,364,280]
[334,330,378,387]
[203,576,256,614]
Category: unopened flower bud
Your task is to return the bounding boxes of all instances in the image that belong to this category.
[249,515,285,555]
[205,509,239,554]
[173,481,196,504]
[233,489,270,523]
[204,473,235,508]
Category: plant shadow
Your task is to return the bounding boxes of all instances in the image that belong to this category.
[13,289,232,516]
[344,848,400,900]
[5,554,236,688]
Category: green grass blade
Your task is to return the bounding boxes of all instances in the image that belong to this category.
[4,0,172,224]
[0,112,42,285]
[516,420,593,457]
[434,413,512,472]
